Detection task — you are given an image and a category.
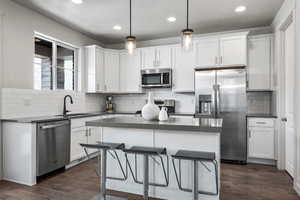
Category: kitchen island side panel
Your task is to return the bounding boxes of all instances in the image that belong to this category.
[102,127,220,200]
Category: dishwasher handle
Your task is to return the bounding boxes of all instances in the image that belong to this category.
[40,122,70,130]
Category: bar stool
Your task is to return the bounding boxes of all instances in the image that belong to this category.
[123,146,169,200]
[172,150,218,200]
[81,142,128,200]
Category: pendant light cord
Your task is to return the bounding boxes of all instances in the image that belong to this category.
[187,0,189,29]
[130,0,132,36]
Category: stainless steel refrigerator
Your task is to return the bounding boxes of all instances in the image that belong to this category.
[195,66,247,163]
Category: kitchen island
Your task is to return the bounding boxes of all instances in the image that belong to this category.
[86,116,222,200]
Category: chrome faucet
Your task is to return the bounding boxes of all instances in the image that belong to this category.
[63,95,73,116]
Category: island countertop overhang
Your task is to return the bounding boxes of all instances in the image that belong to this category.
[86,116,223,133]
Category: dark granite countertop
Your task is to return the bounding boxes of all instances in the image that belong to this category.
[246,114,277,118]
[0,112,195,123]
[0,112,109,123]
[86,116,223,132]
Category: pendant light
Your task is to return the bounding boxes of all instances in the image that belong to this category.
[125,0,136,54]
[181,0,194,51]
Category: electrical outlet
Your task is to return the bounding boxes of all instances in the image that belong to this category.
[23,98,31,106]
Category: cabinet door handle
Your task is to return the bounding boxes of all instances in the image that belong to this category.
[89,128,91,136]
[248,130,251,138]
[256,122,266,124]
[220,56,223,64]
[215,56,218,65]
[281,118,287,122]
[156,49,159,66]
[85,129,88,137]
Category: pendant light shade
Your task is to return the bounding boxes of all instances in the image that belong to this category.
[181,28,193,51]
[125,0,136,54]
[181,0,194,51]
[125,36,136,54]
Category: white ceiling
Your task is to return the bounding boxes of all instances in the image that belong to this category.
[13,0,284,45]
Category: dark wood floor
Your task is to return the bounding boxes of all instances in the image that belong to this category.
[0,160,299,200]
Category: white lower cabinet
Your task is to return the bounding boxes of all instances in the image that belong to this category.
[247,118,276,163]
[70,117,103,162]
[248,128,275,159]
[70,127,88,162]
[87,127,102,154]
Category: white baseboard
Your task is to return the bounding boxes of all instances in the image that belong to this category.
[3,177,36,186]
[295,182,300,196]
[66,153,98,169]
[247,158,276,166]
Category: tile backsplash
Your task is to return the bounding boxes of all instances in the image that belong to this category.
[1,88,105,119]
[112,89,195,113]
[247,91,274,115]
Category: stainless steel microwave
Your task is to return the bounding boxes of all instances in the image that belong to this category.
[141,68,172,88]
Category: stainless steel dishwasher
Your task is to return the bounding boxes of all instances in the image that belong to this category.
[37,120,70,176]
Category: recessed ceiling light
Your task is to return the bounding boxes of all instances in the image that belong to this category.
[113,25,122,30]
[72,0,83,4]
[167,17,177,22]
[235,6,247,13]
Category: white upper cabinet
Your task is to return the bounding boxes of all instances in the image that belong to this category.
[140,47,156,68]
[196,38,219,67]
[104,49,120,92]
[85,45,105,92]
[219,35,247,66]
[247,35,273,90]
[140,46,172,68]
[155,46,172,67]
[119,50,141,93]
[172,45,196,92]
[195,33,248,68]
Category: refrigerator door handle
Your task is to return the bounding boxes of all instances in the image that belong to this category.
[212,85,218,118]
[211,86,216,118]
[215,84,221,116]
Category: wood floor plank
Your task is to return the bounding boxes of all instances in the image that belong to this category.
[0,160,299,200]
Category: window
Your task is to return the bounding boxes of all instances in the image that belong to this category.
[34,35,78,90]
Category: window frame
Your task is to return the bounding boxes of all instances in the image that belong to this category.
[34,32,79,91]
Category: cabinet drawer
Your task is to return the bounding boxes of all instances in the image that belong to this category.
[248,118,274,128]
[71,116,104,129]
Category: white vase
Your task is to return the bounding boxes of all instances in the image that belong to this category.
[142,92,160,121]
[159,107,169,121]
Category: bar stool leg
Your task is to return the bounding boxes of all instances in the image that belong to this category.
[193,161,198,200]
[100,149,107,199]
[143,155,149,200]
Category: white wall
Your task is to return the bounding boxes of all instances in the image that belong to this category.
[0,0,103,89]
[0,0,106,179]
[294,0,300,196]
[0,13,3,180]
[272,0,296,171]
[272,0,300,196]
[0,0,106,117]
[1,88,105,119]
